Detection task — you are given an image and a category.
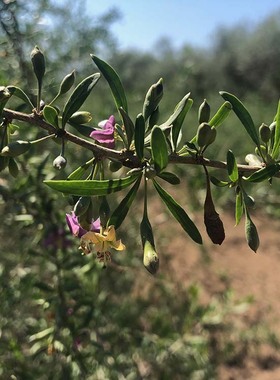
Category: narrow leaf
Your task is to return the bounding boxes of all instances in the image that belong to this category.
[68,122,94,137]
[44,175,139,196]
[271,99,280,159]
[171,96,193,150]
[227,150,238,182]
[108,176,142,229]
[157,171,180,185]
[91,54,128,112]
[7,86,34,109]
[244,163,280,182]
[119,107,134,148]
[153,180,202,244]
[209,101,232,127]
[67,158,95,180]
[151,126,169,173]
[210,176,230,187]
[220,91,260,147]
[43,105,59,128]
[135,113,145,160]
[235,190,243,225]
[62,73,100,128]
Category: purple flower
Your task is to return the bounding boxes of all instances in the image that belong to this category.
[90,115,115,148]
[66,211,100,238]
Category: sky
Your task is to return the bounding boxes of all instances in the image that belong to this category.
[85,0,280,51]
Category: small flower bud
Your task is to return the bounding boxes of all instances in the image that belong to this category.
[30,46,45,84]
[259,123,271,143]
[53,155,67,170]
[1,140,31,157]
[143,241,159,275]
[198,99,211,124]
[69,111,92,125]
[197,122,212,148]
[59,70,75,95]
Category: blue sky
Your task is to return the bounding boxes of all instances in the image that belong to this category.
[86,0,280,51]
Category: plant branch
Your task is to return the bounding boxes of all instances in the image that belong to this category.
[3,107,279,177]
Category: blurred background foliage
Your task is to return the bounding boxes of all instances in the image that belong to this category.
[0,0,280,378]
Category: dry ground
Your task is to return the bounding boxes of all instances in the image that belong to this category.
[152,204,280,380]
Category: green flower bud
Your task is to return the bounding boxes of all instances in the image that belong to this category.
[69,111,92,125]
[1,140,31,157]
[196,122,212,148]
[53,155,67,169]
[143,240,159,275]
[140,213,159,274]
[198,99,210,124]
[74,196,91,217]
[108,159,123,172]
[59,70,75,95]
[30,46,45,84]
[207,127,217,146]
[259,123,271,143]
[204,167,225,245]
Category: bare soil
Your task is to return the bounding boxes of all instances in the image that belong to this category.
[153,204,280,379]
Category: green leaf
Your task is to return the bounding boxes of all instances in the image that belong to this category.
[245,211,259,253]
[235,190,243,225]
[153,180,202,244]
[62,73,100,128]
[43,105,59,128]
[244,163,280,182]
[143,78,163,121]
[210,176,230,187]
[91,54,128,112]
[271,99,280,159]
[151,126,169,173]
[119,107,134,148]
[135,113,145,160]
[157,171,180,185]
[220,91,260,147]
[68,122,94,137]
[108,175,142,229]
[67,158,95,180]
[227,150,238,182]
[7,86,34,109]
[171,95,193,150]
[44,175,139,196]
[209,101,232,128]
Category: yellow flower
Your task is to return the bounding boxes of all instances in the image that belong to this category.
[79,225,125,264]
